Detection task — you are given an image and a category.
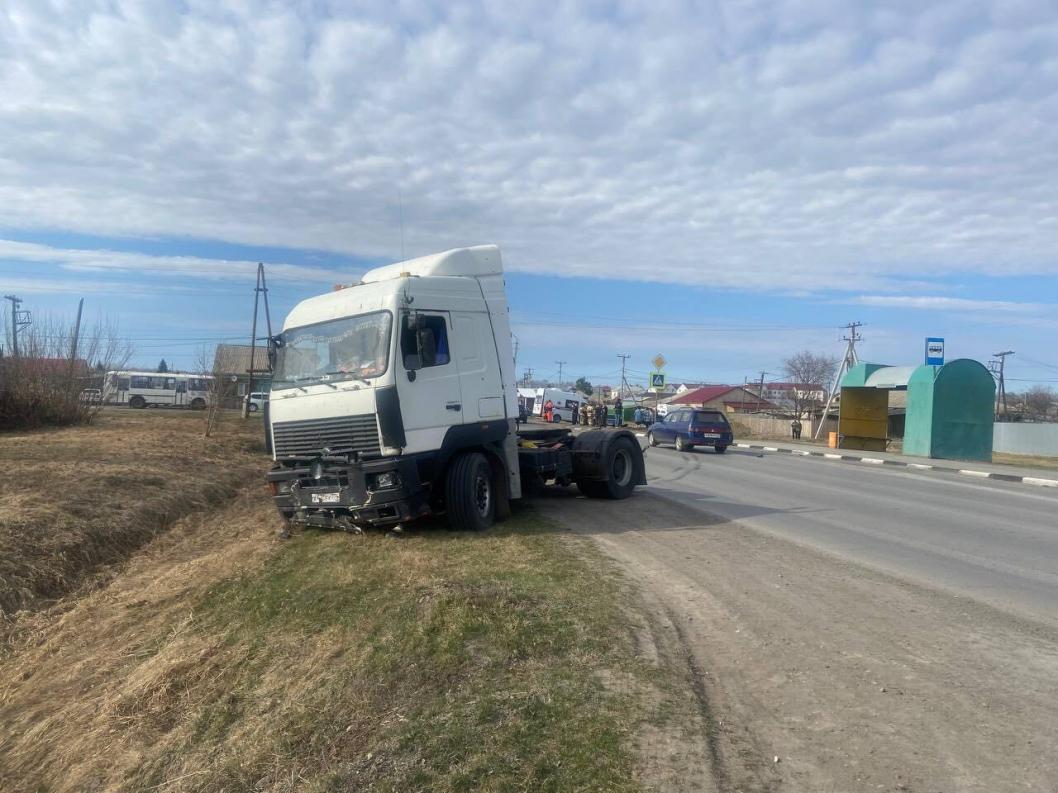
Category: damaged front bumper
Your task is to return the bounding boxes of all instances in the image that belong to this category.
[266,455,428,530]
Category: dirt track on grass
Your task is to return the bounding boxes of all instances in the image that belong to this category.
[538,489,1058,792]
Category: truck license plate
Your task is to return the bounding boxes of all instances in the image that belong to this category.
[311,492,340,504]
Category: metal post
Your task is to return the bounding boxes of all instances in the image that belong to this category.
[67,298,84,394]
[993,350,1014,420]
[244,264,264,418]
[813,322,863,439]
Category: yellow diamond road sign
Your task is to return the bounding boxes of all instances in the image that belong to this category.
[652,354,666,370]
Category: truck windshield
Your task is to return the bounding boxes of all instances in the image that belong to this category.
[273,311,392,390]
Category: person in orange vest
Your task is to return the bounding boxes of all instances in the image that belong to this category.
[543,399,554,423]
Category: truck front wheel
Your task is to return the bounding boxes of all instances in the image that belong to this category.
[446,452,495,531]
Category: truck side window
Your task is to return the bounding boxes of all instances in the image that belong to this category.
[402,315,451,369]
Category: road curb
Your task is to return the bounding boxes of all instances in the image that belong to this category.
[733,442,1058,489]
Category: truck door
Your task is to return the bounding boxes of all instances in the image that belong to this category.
[450,312,505,421]
[398,311,464,452]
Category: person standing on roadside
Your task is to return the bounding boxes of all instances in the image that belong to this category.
[791,417,802,439]
[543,398,554,423]
[613,397,623,426]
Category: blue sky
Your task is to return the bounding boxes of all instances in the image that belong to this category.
[2,0,1057,390]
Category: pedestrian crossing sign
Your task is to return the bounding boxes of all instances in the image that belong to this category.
[650,372,665,390]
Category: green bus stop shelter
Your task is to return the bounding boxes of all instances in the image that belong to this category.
[839,359,995,462]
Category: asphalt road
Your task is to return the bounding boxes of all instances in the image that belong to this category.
[644,442,1058,626]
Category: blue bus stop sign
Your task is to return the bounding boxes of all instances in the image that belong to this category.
[925,338,945,366]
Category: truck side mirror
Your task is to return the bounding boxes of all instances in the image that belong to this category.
[267,335,282,371]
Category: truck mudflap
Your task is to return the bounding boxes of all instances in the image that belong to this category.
[570,429,647,499]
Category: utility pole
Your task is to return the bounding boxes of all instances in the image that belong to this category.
[756,370,770,413]
[813,322,864,439]
[555,360,567,387]
[67,298,84,393]
[4,295,31,358]
[522,367,534,386]
[244,263,274,418]
[992,350,1014,420]
[617,353,631,399]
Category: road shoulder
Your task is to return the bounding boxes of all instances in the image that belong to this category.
[537,488,1058,792]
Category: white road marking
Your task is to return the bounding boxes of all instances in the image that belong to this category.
[763,446,779,451]
[1024,477,1058,487]
[862,458,885,464]
[959,470,991,478]
[824,453,843,459]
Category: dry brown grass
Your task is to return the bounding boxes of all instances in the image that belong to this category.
[0,409,267,621]
[0,489,286,792]
[0,411,685,793]
[0,498,655,793]
[992,451,1058,471]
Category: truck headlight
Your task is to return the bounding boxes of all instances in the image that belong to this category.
[370,471,401,491]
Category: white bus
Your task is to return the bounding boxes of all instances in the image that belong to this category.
[103,371,213,409]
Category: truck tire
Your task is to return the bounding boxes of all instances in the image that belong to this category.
[577,435,637,500]
[129,396,146,409]
[446,452,495,531]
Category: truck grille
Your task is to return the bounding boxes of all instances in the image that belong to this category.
[272,414,380,458]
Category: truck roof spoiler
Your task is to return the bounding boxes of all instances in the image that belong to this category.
[360,245,503,283]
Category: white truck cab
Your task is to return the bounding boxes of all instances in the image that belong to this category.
[265,245,645,532]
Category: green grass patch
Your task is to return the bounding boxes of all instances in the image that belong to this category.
[126,509,652,792]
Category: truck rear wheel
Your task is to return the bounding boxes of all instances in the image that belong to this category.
[577,435,637,500]
[129,396,146,409]
[446,452,495,531]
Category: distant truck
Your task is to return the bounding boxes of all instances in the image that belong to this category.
[264,245,646,532]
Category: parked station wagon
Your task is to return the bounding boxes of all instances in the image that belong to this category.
[647,408,733,453]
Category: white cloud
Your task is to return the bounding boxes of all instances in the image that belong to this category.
[849,295,1049,313]
[0,1,1057,291]
[0,239,351,283]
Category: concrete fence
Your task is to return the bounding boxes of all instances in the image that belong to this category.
[731,414,838,440]
[993,423,1058,457]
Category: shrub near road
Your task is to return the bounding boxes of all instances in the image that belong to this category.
[0,412,685,792]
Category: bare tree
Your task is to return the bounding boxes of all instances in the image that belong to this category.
[0,311,133,430]
[195,344,238,437]
[781,351,839,418]
[1022,385,1057,421]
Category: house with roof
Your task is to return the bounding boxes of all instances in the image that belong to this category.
[762,381,826,408]
[212,344,271,406]
[668,384,779,414]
